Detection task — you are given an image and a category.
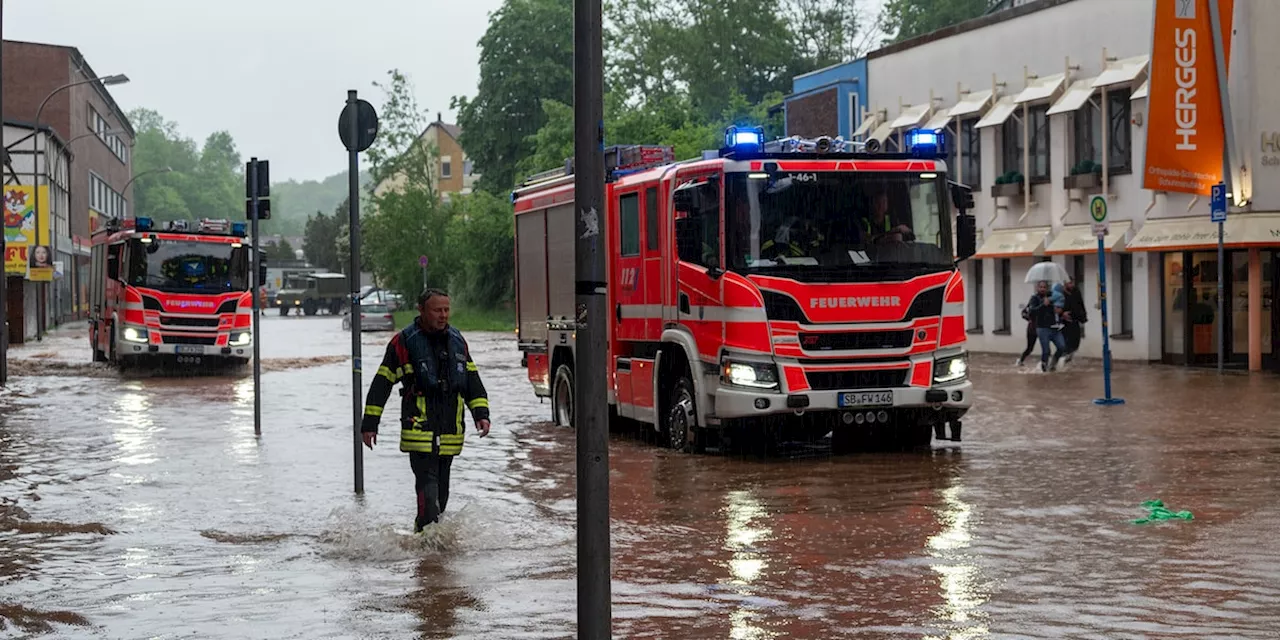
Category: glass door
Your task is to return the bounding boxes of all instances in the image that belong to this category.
[1187,251,1224,366]
[1162,252,1186,364]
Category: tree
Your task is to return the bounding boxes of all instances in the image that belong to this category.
[127,108,243,225]
[446,191,514,307]
[303,207,344,272]
[881,0,991,43]
[452,0,574,193]
[265,238,296,262]
[366,69,431,188]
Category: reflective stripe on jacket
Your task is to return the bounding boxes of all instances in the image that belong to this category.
[360,322,490,456]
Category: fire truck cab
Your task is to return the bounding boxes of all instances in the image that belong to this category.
[513,127,978,452]
[88,216,260,368]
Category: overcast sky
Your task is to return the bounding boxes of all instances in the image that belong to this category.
[7,0,887,183]
[6,0,505,182]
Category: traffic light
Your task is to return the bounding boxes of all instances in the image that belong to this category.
[245,158,271,220]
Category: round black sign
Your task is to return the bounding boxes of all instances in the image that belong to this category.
[338,99,380,152]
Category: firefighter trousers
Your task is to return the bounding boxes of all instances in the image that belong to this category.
[410,451,454,528]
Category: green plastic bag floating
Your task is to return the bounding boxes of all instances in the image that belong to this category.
[1132,499,1194,525]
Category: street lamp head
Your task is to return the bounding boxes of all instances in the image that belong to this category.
[101,74,130,86]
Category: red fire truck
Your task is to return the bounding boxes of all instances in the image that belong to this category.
[88,216,260,368]
[513,127,978,452]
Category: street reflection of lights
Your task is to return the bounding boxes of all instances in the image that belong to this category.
[722,490,778,640]
[123,546,151,569]
[109,389,159,466]
[234,378,254,406]
[926,485,990,635]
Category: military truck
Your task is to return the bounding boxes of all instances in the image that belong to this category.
[276,271,348,316]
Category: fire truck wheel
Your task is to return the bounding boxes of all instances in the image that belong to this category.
[663,376,700,453]
[552,364,574,428]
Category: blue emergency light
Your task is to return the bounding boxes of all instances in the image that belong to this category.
[135,216,154,232]
[231,222,248,237]
[724,125,765,150]
[904,128,947,159]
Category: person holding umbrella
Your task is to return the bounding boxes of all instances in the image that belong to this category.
[1024,262,1069,372]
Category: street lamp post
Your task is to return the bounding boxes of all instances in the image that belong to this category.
[121,166,172,199]
[32,73,128,339]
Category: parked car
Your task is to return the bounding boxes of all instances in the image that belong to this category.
[342,303,395,332]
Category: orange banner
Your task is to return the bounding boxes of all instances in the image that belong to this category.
[1142,0,1234,195]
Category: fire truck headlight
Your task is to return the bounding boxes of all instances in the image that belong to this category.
[721,359,779,390]
[122,327,148,343]
[229,331,252,346]
[933,354,968,384]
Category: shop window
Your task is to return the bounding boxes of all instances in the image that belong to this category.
[997,258,1012,332]
[1002,107,1050,181]
[968,259,984,331]
[1071,255,1085,290]
[1119,253,1133,335]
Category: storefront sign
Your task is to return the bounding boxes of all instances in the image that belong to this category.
[3,185,51,280]
[1261,131,1280,166]
[1142,0,1235,195]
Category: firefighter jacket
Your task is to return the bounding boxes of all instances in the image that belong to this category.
[361,323,490,456]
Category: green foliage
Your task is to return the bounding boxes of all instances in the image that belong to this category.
[393,307,513,333]
[302,203,347,272]
[451,0,574,193]
[128,108,243,224]
[270,171,372,236]
[265,237,296,262]
[881,0,992,43]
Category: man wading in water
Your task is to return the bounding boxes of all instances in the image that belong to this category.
[360,288,491,532]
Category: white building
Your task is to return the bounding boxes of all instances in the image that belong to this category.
[862,0,1278,372]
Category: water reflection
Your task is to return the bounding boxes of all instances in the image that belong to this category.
[926,485,989,639]
[722,489,778,640]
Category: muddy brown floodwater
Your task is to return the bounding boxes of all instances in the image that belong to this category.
[1,315,1278,638]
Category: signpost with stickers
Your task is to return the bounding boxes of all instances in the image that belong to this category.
[1090,196,1123,406]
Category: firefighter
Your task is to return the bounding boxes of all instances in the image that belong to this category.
[862,189,914,243]
[360,288,492,533]
[762,216,824,259]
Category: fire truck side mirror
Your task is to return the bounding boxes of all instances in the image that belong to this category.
[259,254,269,286]
[955,213,977,261]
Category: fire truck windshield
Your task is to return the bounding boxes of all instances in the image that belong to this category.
[725,171,952,277]
[125,238,250,293]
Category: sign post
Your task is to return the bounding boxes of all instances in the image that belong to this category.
[419,255,428,291]
[1090,196,1124,406]
[338,91,379,494]
[245,158,270,436]
[1210,182,1227,374]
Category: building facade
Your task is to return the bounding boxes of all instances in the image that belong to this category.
[783,58,868,140]
[857,0,1277,371]
[373,114,479,199]
[3,123,70,342]
[2,39,134,338]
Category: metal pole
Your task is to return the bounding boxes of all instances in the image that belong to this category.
[33,117,42,340]
[250,158,262,436]
[1217,221,1224,374]
[422,264,427,290]
[1,0,8,385]
[347,90,364,495]
[573,0,611,632]
[1093,232,1124,406]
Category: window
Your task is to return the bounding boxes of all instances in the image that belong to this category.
[848,93,860,139]
[1002,106,1050,180]
[619,192,640,256]
[441,158,452,179]
[1071,255,1086,290]
[88,105,128,164]
[969,259,984,331]
[1119,253,1133,335]
[998,258,1011,331]
[958,118,981,188]
[674,178,720,269]
[89,173,126,219]
[645,187,659,251]
[1073,88,1132,173]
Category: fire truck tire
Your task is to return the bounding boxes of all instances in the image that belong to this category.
[662,376,702,454]
[552,364,574,428]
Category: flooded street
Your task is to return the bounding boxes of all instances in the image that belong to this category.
[2,316,1279,638]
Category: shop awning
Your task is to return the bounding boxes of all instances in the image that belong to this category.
[1131,80,1149,100]
[890,103,931,131]
[975,95,1019,129]
[947,89,994,119]
[1014,72,1066,105]
[973,226,1052,258]
[1046,77,1099,116]
[1128,214,1280,252]
[867,121,895,144]
[1093,55,1149,89]
[852,113,879,138]
[1045,222,1133,255]
[922,110,952,132]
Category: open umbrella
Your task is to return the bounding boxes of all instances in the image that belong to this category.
[1024,261,1069,284]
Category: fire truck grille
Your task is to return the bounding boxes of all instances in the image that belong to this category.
[161,335,218,346]
[805,369,907,390]
[161,316,220,328]
[798,330,914,351]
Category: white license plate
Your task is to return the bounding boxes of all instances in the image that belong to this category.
[175,345,203,355]
[838,390,893,408]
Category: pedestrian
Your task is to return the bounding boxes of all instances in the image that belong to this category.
[1014,303,1037,367]
[1026,280,1067,372]
[360,288,491,533]
[1055,277,1088,362]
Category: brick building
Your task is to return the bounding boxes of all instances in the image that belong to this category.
[2,39,134,339]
